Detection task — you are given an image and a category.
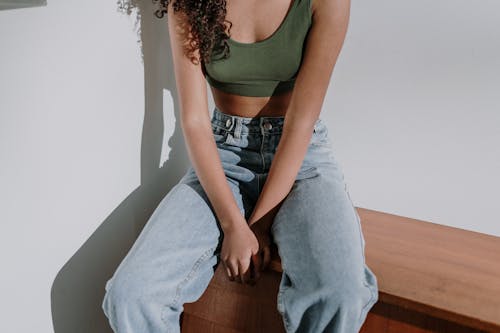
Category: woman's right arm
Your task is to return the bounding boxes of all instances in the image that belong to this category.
[167,4,258,283]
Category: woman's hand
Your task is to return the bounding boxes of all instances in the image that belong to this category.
[249,221,272,281]
[221,222,259,284]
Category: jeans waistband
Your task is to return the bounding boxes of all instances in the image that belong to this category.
[211,106,286,135]
[210,106,323,135]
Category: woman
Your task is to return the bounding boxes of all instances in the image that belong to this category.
[102,0,379,331]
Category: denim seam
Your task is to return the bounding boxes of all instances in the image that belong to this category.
[358,281,377,324]
[259,126,266,170]
[160,246,215,331]
[276,266,293,333]
[343,180,378,323]
[343,180,366,263]
[277,285,292,333]
[257,173,261,194]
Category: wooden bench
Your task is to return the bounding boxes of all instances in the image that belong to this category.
[181,208,500,333]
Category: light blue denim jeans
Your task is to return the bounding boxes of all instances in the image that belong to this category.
[102,106,379,333]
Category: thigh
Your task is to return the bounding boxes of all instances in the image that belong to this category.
[105,170,247,307]
[270,163,379,333]
[271,157,370,292]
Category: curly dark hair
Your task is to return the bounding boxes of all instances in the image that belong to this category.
[152,0,232,66]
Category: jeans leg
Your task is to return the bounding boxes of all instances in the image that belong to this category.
[101,169,247,333]
[270,157,379,333]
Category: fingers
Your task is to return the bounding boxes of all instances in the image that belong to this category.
[239,259,252,285]
[225,265,234,281]
[224,257,258,285]
[223,259,238,282]
[225,250,267,285]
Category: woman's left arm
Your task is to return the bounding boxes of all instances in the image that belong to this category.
[248,0,351,229]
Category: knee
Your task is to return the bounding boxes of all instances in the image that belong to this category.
[101,270,152,319]
[309,264,378,314]
[285,280,378,332]
[327,274,379,323]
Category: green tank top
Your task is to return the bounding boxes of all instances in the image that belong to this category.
[201,0,313,97]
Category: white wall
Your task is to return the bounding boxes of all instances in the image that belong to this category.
[0,1,184,332]
[0,0,498,332]
[329,0,500,236]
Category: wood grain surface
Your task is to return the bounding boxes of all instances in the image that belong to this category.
[181,207,500,333]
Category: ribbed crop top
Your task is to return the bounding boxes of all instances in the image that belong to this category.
[201,0,313,97]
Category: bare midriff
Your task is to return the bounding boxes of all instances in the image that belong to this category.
[210,85,293,118]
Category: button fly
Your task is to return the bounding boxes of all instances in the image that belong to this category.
[263,122,272,130]
[225,119,232,127]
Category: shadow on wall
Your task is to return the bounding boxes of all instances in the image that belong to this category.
[0,0,47,11]
[50,1,191,332]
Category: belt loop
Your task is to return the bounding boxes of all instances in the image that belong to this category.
[234,118,242,139]
[225,115,235,132]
